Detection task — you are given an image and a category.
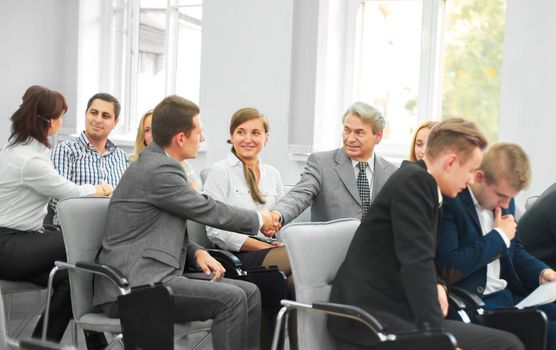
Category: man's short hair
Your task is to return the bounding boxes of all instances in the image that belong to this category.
[152,95,200,148]
[342,101,386,134]
[86,93,121,119]
[426,118,488,164]
[481,143,531,191]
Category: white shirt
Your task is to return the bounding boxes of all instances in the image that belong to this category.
[351,153,375,196]
[0,139,95,231]
[203,153,283,251]
[468,187,510,295]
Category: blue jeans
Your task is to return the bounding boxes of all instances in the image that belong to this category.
[484,288,556,350]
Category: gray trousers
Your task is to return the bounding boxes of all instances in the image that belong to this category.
[164,276,261,350]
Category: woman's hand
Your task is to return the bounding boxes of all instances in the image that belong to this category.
[94,183,113,197]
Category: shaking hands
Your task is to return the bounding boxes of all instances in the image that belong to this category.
[260,209,282,237]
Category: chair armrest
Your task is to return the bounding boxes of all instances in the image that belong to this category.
[55,261,129,289]
[449,286,485,308]
[447,292,467,310]
[19,338,76,350]
[206,249,246,278]
[312,302,384,334]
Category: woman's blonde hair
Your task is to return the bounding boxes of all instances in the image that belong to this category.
[409,120,437,161]
[229,107,269,204]
[130,110,153,161]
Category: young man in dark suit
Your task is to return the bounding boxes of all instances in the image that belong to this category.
[436,143,556,349]
[328,119,524,350]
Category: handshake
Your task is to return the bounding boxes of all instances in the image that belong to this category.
[259,210,283,237]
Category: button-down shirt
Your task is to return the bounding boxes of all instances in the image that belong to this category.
[469,187,510,295]
[0,139,95,231]
[51,131,128,188]
[204,153,283,251]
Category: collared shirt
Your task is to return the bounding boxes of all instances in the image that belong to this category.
[0,139,95,231]
[351,153,375,197]
[51,131,128,187]
[204,152,283,251]
[469,187,510,295]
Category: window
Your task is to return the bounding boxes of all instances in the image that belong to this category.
[441,0,506,143]
[351,0,506,160]
[110,0,203,139]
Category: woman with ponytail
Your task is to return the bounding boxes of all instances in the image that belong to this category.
[203,107,291,278]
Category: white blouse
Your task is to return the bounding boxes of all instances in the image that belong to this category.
[0,139,95,231]
[203,153,283,251]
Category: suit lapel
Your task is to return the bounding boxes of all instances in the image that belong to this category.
[334,149,361,205]
[372,156,387,200]
[461,188,482,235]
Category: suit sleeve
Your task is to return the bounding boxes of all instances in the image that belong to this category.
[273,153,323,224]
[151,162,259,236]
[512,237,549,292]
[435,199,508,284]
[390,173,444,330]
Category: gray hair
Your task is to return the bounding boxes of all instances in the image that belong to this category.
[342,101,385,134]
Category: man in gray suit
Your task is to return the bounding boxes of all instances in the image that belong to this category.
[93,96,275,350]
[272,101,397,224]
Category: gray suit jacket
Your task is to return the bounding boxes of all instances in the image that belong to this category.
[93,143,259,306]
[274,148,397,224]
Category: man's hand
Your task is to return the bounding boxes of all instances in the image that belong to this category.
[494,207,516,241]
[437,284,449,317]
[194,249,225,281]
[260,209,280,237]
[540,269,556,284]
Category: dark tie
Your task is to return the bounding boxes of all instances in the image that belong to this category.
[357,162,371,218]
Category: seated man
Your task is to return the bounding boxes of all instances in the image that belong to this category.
[519,188,556,268]
[436,143,556,350]
[48,93,128,222]
[271,102,397,224]
[93,96,276,350]
[328,119,523,350]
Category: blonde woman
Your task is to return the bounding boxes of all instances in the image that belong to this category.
[409,120,437,161]
[131,110,200,191]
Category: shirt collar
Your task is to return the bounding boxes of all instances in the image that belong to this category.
[78,131,117,154]
[468,185,483,210]
[227,152,263,168]
[350,153,375,173]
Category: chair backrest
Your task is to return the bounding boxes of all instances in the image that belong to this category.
[57,197,111,320]
[0,285,8,350]
[281,219,360,350]
[186,220,214,249]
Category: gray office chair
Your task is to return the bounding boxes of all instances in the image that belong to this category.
[0,280,45,338]
[48,196,212,349]
[271,219,457,350]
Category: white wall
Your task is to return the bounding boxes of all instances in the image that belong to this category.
[0,0,79,145]
[193,0,306,184]
[499,0,556,201]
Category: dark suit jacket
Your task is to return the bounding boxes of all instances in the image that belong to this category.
[436,188,547,298]
[274,148,397,223]
[328,160,444,346]
[93,143,259,306]
[519,190,556,269]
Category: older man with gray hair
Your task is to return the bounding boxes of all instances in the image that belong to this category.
[272,101,397,224]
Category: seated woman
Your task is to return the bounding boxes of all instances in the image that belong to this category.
[204,108,294,348]
[131,109,200,191]
[203,107,291,283]
[408,120,437,161]
[0,85,111,342]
